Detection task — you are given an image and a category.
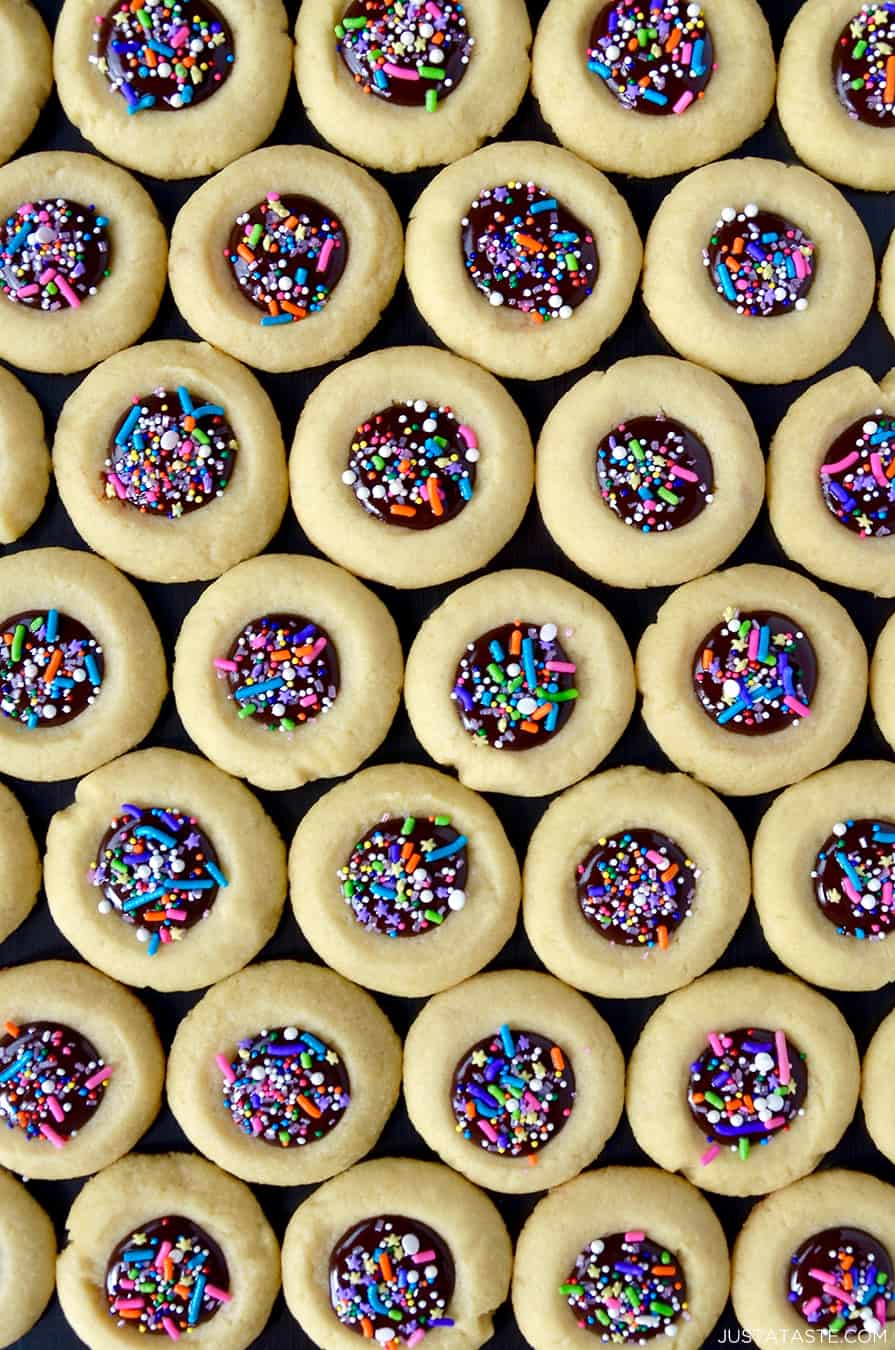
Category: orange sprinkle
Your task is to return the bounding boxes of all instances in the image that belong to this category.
[43,649,63,683]
[665,25,681,50]
[119,1310,143,1320]
[267,299,280,317]
[661,864,679,883]
[509,628,522,656]
[142,911,167,922]
[519,720,540,734]
[390,504,416,517]
[3,1021,19,1037]
[657,925,669,950]
[702,648,712,669]
[182,415,196,432]
[144,47,157,67]
[465,1100,477,1118]
[269,650,291,663]
[514,233,543,254]
[284,215,299,231]
[163,1258,174,1284]
[236,244,255,264]
[887,55,895,104]
[280,301,307,319]
[732,236,745,256]
[361,1318,374,1339]
[527,1153,539,1166]
[401,841,414,860]
[550,1046,565,1072]
[297,1094,321,1120]
[405,853,421,873]
[531,702,551,721]
[427,474,443,517]
[652,1265,677,1276]
[380,1252,394,1283]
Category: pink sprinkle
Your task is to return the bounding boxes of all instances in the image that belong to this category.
[162,1316,180,1341]
[646,850,669,868]
[669,461,699,481]
[876,1296,888,1322]
[166,909,187,921]
[546,660,576,673]
[213,658,238,671]
[708,1032,724,1057]
[205,1286,232,1304]
[793,248,809,280]
[300,694,319,707]
[808,1267,836,1284]
[119,1279,135,1291]
[700,1143,720,1166]
[748,626,760,661]
[802,1297,822,1317]
[884,881,893,908]
[426,1,443,16]
[765,1115,787,1130]
[308,636,328,660]
[412,1250,437,1266]
[46,1095,65,1123]
[251,1115,264,1135]
[821,450,860,475]
[316,237,335,274]
[458,424,478,449]
[383,61,420,79]
[406,1333,426,1349]
[159,926,172,944]
[38,268,56,285]
[155,1240,172,1270]
[823,1283,856,1305]
[85,1065,113,1090]
[266,192,281,203]
[681,41,692,63]
[624,1230,645,1242]
[871,452,889,487]
[15,284,40,298]
[38,1123,65,1148]
[843,877,862,906]
[523,1091,543,1114]
[783,695,811,718]
[477,1118,498,1143]
[215,1053,235,1083]
[250,633,267,650]
[114,1298,145,1312]
[55,274,82,309]
[673,89,694,114]
[605,1297,622,1315]
[169,24,190,46]
[107,472,127,500]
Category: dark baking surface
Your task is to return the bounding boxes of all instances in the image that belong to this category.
[8,1,895,1346]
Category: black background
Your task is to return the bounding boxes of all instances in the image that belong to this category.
[8,1,895,1346]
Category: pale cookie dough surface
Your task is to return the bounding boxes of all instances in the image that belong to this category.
[289,762,520,997]
[513,1166,729,1350]
[0,960,164,1180]
[872,610,895,754]
[405,569,635,798]
[637,564,868,797]
[0,1167,56,1349]
[295,0,532,174]
[290,346,534,588]
[57,1151,280,1350]
[754,760,895,992]
[863,1005,895,1166]
[769,367,895,597]
[778,0,895,192]
[167,960,402,1187]
[524,766,751,1000]
[733,1169,895,1349]
[0,1,52,167]
[54,0,293,181]
[173,555,403,793]
[0,152,167,375]
[403,969,624,1194]
[53,339,287,584]
[880,228,895,347]
[642,157,875,385]
[405,141,642,382]
[44,747,287,993]
[0,364,49,543]
[282,1157,512,1350]
[0,547,167,784]
[169,145,404,376]
[627,967,860,1198]
[0,779,40,944]
[533,0,775,179]
[537,356,764,589]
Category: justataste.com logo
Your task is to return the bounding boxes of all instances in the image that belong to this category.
[718,1331,890,1345]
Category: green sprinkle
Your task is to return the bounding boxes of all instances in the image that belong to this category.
[433,815,451,827]
[657,487,680,506]
[487,662,506,684]
[248,223,263,248]
[424,909,444,924]
[426,88,438,112]
[280,717,296,731]
[401,816,416,835]
[193,427,211,446]
[853,40,868,59]
[625,1285,641,1310]
[28,615,43,632]
[420,65,445,79]
[238,703,256,719]
[703,1090,725,1110]
[595,1309,611,1327]
[738,1137,751,1162]
[559,1284,583,1296]
[10,625,25,662]
[628,437,645,461]
[565,254,578,271]
[650,1301,675,1317]
[343,15,367,27]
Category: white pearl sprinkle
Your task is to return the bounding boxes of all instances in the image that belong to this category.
[448,889,466,911]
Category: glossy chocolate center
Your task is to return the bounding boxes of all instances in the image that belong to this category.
[833,5,895,125]
[789,1226,895,1333]
[0,199,110,309]
[452,620,578,750]
[338,813,468,936]
[704,206,816,316]
[588,1,713,116]
[226,193,348,326]
[462,183,598,319]
[104,387,238,518]
[813,818,895,941]
[219,1026,350,1148]
[0,609,103,729]
[329,1214,455,1339]
[596,415,714,532]
[91,803,227,958]
[216,613,339,732]
[820,412,895,538]
[576,828,697,947]
[336,0,473,109]
[95,0,234,114]
[562,1232,687,1341]
[692,609,817,736]
[345,401,478,529]
[451,1025,575,1158]
[0,1020,109,1144]
[105,1216,230,1333]
[688,1027,808,1158]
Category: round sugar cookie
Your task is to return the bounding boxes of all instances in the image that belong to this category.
[282,1157,512,1350]
[56,1151,280,1350]
[403,969,624,1194]
[0,780,40,945]
[294,0,532,174]
[173,555,403,792]
[523,766,751,1000]
[405,569,635,798]
[0,1,52,168]
[44,747,287,993]
[0,151,167,375]
[0,1168,56,1349]
[0,960,164,1180]
[642,157,875,385]
[0,547,166,784]
[627,967,860,1198]
[405,140,642,382]
[863,1005,895,1166]
[54,0,293,181]
[537,356,764,589]
[289,762,520,998]
[533,0,775,180]
[0,364,50,543]
[879,228,895,345]
[636,564,868,797]
[169,145,404,376]
[290,346,533,588]
[753,760,895,992]
[167,961,402,1186]
[871,610,895,753]
[513,1166,730,1350]
[778,0,895,192]
[53,339,287,584]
